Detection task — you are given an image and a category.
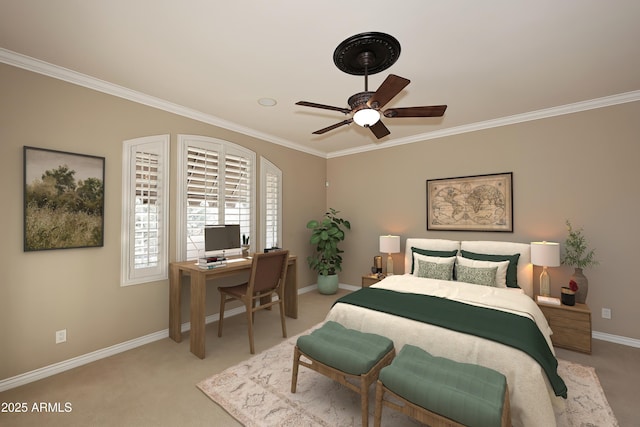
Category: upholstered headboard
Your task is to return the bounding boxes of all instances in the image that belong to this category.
[404,238,533,297]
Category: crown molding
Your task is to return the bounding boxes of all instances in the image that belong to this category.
[3,48,638,161]
[0,48,327,158]
[327,90,640,158]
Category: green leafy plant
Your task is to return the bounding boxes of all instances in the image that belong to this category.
[561,220,599,269]
[306,208,351,276]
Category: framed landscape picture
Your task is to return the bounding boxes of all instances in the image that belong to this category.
[23,146,105,251]
[426,172,513,232]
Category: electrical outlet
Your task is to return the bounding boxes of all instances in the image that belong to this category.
[601,308,612,319]
[55,329,67,344]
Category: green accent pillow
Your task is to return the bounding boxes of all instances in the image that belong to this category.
[456,264,498,287]
[460,250,520,288]
[411,247,459,274]
[415,259,454,281]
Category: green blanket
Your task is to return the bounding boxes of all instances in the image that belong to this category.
[335,288,567,398]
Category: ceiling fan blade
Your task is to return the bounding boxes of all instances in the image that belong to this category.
[383,105,448,118]
[367,74,410,110]
[312,119,353,135]
[368,120,390,139]
[296,101,351,115]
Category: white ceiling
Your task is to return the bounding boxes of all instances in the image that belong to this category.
[1,0,639,157]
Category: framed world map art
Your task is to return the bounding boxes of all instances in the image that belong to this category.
[426,172,513,232]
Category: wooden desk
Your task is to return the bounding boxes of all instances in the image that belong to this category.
[169,255,297,359]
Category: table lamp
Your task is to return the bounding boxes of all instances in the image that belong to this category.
[379,235,400,276]
[530,241,560,296]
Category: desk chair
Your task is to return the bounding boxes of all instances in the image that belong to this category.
[217,250,290,354]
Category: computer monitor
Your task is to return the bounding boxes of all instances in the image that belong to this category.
[204,225,241,253]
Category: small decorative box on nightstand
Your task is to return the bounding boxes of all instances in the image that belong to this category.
[362,275,382,288]
[536,301,592,354]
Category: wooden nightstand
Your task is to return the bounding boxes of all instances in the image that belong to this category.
[536,301,592,354]
[362,275,382,288]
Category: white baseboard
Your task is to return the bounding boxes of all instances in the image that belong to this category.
[592,330,640,348]
[3,287,637,392]
[0,304,249,393]
[299,282,359,293]
[0,330,168,392]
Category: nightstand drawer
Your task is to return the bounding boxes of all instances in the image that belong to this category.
[548,316,590,332]
[551,329,591,353]
[536,302,591,354]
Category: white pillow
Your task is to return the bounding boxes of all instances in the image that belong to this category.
[413,253,456,267]
[456,256,509,288]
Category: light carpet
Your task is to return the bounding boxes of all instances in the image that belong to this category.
[197,326,618,427]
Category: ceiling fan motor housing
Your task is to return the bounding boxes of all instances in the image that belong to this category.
[348,91,375,112]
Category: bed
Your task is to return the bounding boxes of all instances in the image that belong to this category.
[325,239,566,427]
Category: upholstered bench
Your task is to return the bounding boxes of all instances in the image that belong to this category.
[374,345,511,427]
[291,321,395,427]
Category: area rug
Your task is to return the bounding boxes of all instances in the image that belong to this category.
[197,325,618,427]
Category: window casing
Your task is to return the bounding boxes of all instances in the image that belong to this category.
[121,135,170,286]
[260,157,282,251]
[176,135,256,261]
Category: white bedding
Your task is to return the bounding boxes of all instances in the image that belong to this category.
[326,274,565,427]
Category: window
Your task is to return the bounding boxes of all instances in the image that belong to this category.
[176,135,255,261]
[261,157,282,250]
[121,135,170,286]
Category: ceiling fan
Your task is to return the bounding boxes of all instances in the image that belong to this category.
[296,32,447,139]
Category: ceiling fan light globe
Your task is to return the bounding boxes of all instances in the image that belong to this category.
[353,108,380,127]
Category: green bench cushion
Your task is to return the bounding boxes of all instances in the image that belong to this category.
[296,321,394,376]
[379,345,507,427]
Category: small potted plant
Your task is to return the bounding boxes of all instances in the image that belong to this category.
[561,280,578,306]
[306,208,351,294]
[561,220,599,304]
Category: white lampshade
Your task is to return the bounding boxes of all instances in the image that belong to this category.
[380,235,400,276]
[379,235,400,254]
[531,241,560,297]
[530,241,560,267]
[353,108,381,127]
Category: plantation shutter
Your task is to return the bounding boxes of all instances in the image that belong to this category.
[265,170,280,248]
[185,146,220,260]
[260,157,282,251]
[181,137,254,260]
[223,152,251,244]
[134,150,161,269]
[121,135,169,286]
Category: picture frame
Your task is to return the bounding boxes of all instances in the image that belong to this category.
[23,146,105,251]
[426,172,513,232]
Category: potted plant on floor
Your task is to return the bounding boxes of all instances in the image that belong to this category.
[306,208,351,294]
[561,219,599,304]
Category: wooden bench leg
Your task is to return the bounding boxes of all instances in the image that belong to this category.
[374,380,384,427]
[360,377,368,427]
[291,345,300,393]
[291,345,395,427]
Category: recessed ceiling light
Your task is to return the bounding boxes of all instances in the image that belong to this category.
[258,98,277,107]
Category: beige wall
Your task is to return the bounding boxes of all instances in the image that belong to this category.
[328,101,640,341]
[0,64,326,380]
[2,61,638,382]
